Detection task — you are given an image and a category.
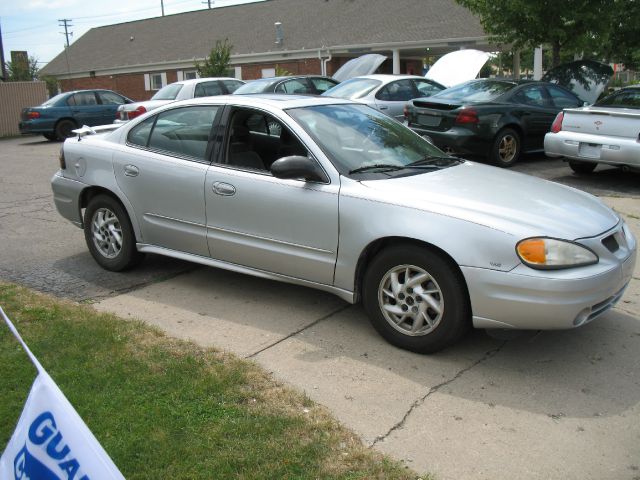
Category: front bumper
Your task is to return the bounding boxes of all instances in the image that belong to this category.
[463,225,637,330]
[544,131,640,167]
[51,171,86,228]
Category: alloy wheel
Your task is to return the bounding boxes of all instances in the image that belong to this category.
[91,208,123,259]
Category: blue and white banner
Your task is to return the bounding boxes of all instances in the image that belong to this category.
[0,307,125,480]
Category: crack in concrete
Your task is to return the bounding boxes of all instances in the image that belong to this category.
[246,304,352,359]
[369,340,508,448]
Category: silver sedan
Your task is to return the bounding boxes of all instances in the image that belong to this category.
[51,95,636,353]
[323,74,445,121]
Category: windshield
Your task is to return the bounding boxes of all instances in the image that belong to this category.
[233,79,275,94]
[151,83,184,100]
[288,104,459,177]
[42,93,68,106]
[433,80,516,102]
[323,78,382,99]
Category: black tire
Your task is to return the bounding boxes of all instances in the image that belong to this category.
[362,244,470,353]
[84,194,143,271]
[54,119,77,140]
[490,128,521,167]
[43,133,58,141]
[569,161,597,174]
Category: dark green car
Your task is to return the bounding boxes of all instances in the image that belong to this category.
[405,79,583,167]
[19,89,133,141]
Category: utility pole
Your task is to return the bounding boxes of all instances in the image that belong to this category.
[161,0,165,16]
[58,19,73,47]
[202,0,214,8]
[0,18,8,81]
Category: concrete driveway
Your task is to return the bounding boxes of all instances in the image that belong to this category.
[2,136,640,479]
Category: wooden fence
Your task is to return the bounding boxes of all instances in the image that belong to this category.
[0,81,48,137]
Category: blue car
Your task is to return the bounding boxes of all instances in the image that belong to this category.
[19,89,133,141]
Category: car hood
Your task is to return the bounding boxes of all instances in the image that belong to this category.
[359,161,618,239]
[332,54,387,82]
[425,50,490,88]
[542,60,613,105]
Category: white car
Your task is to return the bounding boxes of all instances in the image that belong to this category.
[323,74,445,121]
[544,86,640,173]
[115,77,244,122]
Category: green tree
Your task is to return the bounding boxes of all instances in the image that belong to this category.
[195,39,233,77]
[456,0,609,67]
[5,55,39,81]
[598,0,640,70]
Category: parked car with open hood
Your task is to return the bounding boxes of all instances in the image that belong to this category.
[19,89,133,140]
[115,77,244,122]
[51,94,635,353]
[545,85,640,173]
[322,75,445,121]
[233,75,338,95]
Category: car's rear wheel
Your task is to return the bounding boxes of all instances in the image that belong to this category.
[43,133,58,141]
[490,128,521,167]
[362,244,470,353]
[569,161,597,174]
[84,194,143,271]
[55,119,77,140]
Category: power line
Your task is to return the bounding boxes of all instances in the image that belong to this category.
[58,19,73,47]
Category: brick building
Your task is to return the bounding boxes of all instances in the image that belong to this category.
[39,0,491,101]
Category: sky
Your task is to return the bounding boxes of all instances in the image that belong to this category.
[0,0,264,69]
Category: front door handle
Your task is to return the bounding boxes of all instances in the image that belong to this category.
[379,106,389,110]
[123,165,139,177]
[212,182,236,196]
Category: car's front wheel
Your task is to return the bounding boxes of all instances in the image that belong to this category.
[490,128,521,167]
[84,194,143,271]
[569,161,597,174]
[362,244,470,353]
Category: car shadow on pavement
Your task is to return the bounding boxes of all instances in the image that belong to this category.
[94,265,640,422]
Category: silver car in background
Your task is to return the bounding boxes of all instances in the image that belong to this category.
[115,77,244,122]
[52,95,636,353]
[323,74,445,121]
[545,86,640,173]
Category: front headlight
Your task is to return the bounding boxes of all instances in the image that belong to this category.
[516,237,598,269]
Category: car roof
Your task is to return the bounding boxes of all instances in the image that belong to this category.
[176,77,244,86]
[350,74,429,81]
[168,93,355,110]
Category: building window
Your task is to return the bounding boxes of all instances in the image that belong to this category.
[150,73,163,90]
[184,70,198,80]
[261,68,276,78]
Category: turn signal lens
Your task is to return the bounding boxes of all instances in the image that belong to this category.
[516,237,598,269]
[59,147,66,170]
[517,239,546,264]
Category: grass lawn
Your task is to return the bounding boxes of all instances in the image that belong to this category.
[0,283,422,479]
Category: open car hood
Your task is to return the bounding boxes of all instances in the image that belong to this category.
[542,60,613,105]
[332,54,387,82]
[426,49,490,88]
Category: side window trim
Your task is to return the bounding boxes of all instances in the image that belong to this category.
[125,105,222,165]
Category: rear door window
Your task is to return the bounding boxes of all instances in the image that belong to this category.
[414,79,442,97]
[376,80,416,101]
[68,92,98,106]
[546,86,581,108]
[194,81,224,98]
[275,79,310,94]
[221,80,244,93]
[512,86,550,107]
[309,77,338,94]
[127,116,156,147]
[98,91,127,105]
[144,106,219,161]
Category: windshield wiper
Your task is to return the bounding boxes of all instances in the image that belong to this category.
[406,155,458,167]
[349,164,407,174]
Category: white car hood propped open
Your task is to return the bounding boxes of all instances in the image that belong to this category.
[332,54,387,82]
[426,49,490,88]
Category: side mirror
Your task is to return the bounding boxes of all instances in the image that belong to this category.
[270,156,328,183]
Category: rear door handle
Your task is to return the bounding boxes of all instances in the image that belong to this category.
[212,182,236,196]
[379,106,389,110]
[123,165,139,177]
